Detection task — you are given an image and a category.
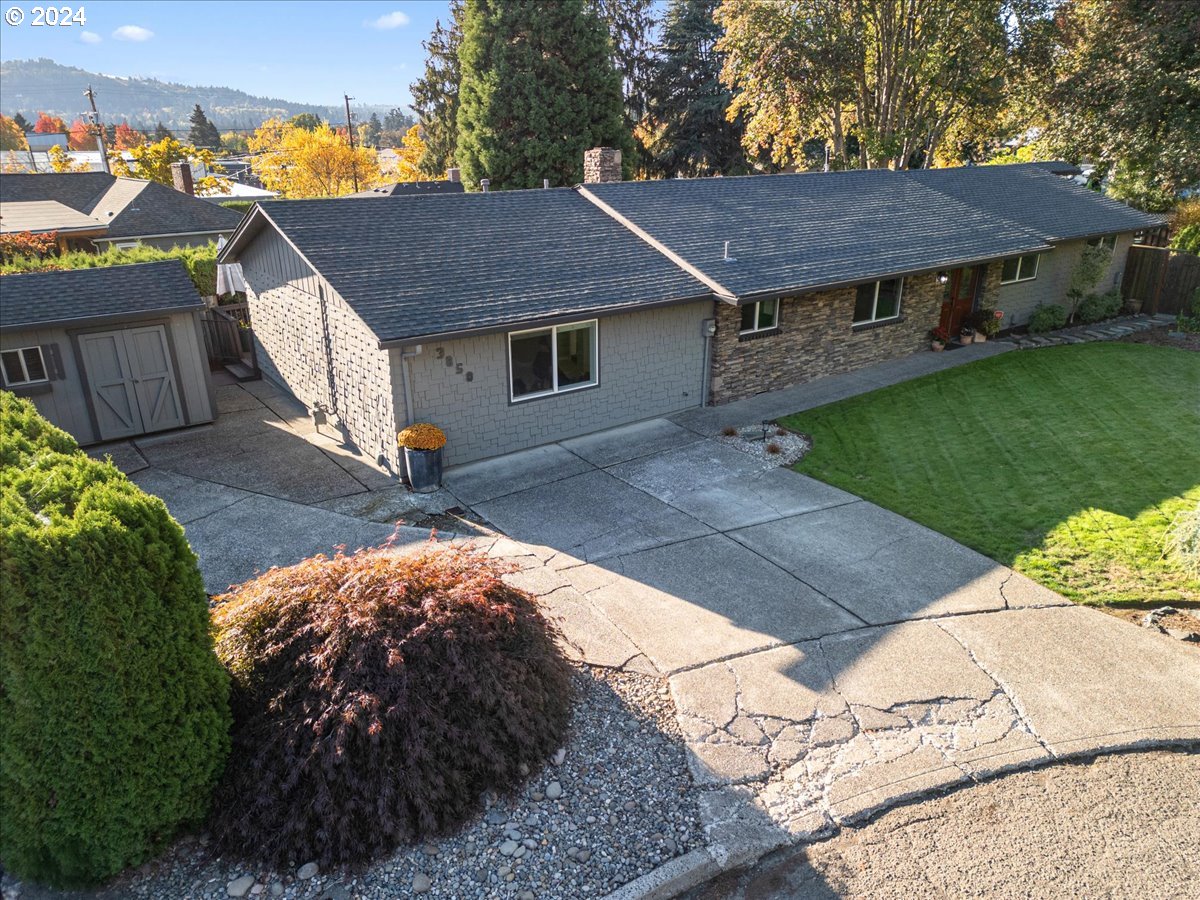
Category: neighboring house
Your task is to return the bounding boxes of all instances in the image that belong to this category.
[0,170,242,251]
[346,180,466,198]
[219,153,1160,471]
[0,261,215,444]
[199,178,279,203]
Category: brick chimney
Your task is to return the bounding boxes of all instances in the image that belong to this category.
[446,167,461,183]
[583,147,622,184]
[170,161,195,196]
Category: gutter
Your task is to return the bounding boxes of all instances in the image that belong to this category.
[97,227,234,244]
[376,292,716,350]
[1,302,205,333]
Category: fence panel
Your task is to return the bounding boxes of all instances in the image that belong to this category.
[1122,245,1200,315]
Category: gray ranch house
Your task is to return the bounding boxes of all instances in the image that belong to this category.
[218,155,1159,471]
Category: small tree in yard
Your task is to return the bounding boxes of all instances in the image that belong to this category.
[208,545,575,867]
[1065,243,1113,322]
[0,394,230,888]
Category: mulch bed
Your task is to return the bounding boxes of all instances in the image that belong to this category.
[1117,325,1200,352]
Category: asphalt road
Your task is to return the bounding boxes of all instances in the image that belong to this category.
[687,749,1199,900]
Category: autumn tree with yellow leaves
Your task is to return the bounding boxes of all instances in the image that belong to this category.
[248,119,380,198]
[109,137,229,194]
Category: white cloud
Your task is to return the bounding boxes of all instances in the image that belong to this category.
[367,10,410,29]
[112,25,154,42]
[79,31,102,44]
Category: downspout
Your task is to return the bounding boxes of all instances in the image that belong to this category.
[398,345,422,427]
[700,317,716,407]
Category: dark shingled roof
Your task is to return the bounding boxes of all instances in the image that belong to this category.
[253,191,711,343]
[346,181,466,198]
[0,172,241,240]
[0,260,202,330]
[582,164,1160,300]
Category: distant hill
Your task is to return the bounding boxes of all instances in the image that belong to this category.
[0,58,396,132]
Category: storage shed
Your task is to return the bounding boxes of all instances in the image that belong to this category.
[0,261,215,444]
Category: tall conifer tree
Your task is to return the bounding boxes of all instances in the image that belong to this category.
[411,0,465,178]
[456,0,629,190]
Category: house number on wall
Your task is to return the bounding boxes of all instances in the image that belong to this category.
[434,347,473,384]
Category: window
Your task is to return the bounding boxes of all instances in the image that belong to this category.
[509,320,597,401]
[1086,235,1115,251]
[1,346,48,386]
[1000,253,1040,284]
[739,299,779,335]
[853,278,903,325]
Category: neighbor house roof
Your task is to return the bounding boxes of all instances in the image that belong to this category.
[346,181,466,198]
[220,163,1164,344]
[0,200,108,235]
[227,191,710,344]
[580,163,1160,301]
[0,260,202,331]
[0,172,242,243]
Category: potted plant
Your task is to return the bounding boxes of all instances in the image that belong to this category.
[959,325,976,344]
[397,423,446,493]
[930,326,949,352]
[1123,296,1143,315]
[968,308,1003,342]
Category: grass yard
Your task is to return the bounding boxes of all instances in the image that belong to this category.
[780,343,1200,609]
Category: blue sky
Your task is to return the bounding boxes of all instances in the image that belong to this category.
[1,1,455,107]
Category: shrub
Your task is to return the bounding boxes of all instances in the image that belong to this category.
[765,442,782,455]
[219,199,255,214]
[209,545,575,868]
[1077,289,1123,324]
[0,243,217,295]
[1164,501,1200,579]
[721,425,738,437]
[1171,223,1200,255]
[0,393,230,888]
[1027,304,1067,333]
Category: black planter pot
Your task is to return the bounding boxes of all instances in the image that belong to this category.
[404,447,443,493]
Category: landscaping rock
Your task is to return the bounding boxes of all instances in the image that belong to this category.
[545,780,563,799]
[227,875,255,898]
[297,861,319,880]
[412,872,432,893]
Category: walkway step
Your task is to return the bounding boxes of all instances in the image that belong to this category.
[223,362,260,382]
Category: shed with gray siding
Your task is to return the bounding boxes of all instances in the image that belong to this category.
[0,261,215,444]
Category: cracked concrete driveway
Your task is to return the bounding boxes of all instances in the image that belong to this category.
[447,417,1200,864]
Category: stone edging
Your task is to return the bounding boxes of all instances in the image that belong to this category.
[999,313,1176,349]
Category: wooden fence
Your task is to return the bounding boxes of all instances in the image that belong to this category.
[1121,245,1200,315]
[200,302,258,374]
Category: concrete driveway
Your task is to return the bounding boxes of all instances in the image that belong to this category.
[445,416,1200,871]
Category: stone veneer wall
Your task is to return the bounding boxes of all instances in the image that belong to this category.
[709,272,944,404]
[240,229,401,475]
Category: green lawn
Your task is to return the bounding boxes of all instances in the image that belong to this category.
[780,343,1200,608]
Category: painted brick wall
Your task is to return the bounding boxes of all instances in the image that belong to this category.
[240,231,400,475]
[980,234,1135,328]
[401,302,709,465]
[709,273,944,404]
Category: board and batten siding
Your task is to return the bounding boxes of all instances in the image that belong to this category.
[0,311,213,445]
[399,302,709,466]
[984,234,1134,328]
[239,228,400,474]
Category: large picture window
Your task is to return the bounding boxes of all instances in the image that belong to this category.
[853,278,903,325]
[1000,253,1040,284]
[509,320,597,401]
[739,299,779,335]
[1,346,48,386]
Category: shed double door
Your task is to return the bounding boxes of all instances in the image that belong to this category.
[80,325,184,440]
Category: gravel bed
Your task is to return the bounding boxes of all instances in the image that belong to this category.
[718,423,811,468]
[3,667,700,900]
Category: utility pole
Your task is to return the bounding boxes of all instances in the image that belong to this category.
[343,94,359,193]
[84,85,111,174]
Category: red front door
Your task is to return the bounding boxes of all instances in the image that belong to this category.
[938,266,981,339]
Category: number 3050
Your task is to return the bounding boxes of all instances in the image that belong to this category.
[31,7,88,26]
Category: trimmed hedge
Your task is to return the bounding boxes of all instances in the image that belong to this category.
[0,393,230,887]
[209,546,575,868]
[0,243,217,296]
[1028,303,1068,333]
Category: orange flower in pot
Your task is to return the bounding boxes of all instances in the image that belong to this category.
[398,423,446,492]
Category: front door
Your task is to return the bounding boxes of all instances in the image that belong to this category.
[938,266,981,339]
[80,325,184,440]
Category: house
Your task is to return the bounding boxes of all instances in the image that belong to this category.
[218,151,1160,471]
[0,261,215,443]
[346,180,466,198]
[0,170,242,252]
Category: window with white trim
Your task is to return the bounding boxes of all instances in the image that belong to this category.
[739,299,779,334]
[1,346,49,386]
[1086,235,1115,251]
[509,320,597,401]
[1000,253,1040,284]
[853,278,903,325]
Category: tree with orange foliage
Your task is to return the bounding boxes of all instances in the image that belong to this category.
[32,112,67,135]
[68,119,96,151]
[391,125,427,183]
[112,122,145,150]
